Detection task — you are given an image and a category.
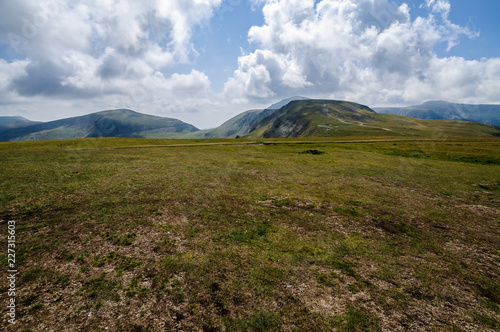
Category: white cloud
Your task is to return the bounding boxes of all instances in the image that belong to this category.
[226,0,500,106]
[0,0,220,103]
[0,0,499,129]
[224,49,311,100]
[167,70,211,95]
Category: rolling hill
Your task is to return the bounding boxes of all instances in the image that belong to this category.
[195,96,311,139]
[242,99,500,138]
[375,100,500,126]
[2,98,499,141]
[0,109,198,141]
[0,116,33,126]
[197,109,266,139]
[0,116,41,132]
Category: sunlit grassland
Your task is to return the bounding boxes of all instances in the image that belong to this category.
[0,137,499,331]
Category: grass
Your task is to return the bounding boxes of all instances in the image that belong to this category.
[331,306,381,331]
[0,136,499,331]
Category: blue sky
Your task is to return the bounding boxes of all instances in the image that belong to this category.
[424,0,500,59]
[0,0,499,129]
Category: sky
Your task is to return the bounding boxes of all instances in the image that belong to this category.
[0,0,499,129]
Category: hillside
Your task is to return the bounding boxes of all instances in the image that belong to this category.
[0,116,41,131]
[375,100,500,126]
[243,99,500,138]
[199,109,266,138]
[3,99,499,141]
[0,109,198,141]
[265,95,310,110]
[0,116,33,126]
[196,97,311,139]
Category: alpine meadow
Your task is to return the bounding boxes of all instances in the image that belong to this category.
[1,130,499,330]
[1,0,500,331]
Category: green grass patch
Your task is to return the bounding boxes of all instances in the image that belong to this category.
[224,310,281,331]
[215,224,272,243]
[0,137,498,330]
[331,306,381,331]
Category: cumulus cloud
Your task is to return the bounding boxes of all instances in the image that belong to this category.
[0,0,220,103]
[225,0,499,106]
[0,0,499,128]
[224,49,311,100]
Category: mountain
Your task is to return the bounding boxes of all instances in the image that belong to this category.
[242,99,500,138]
[0,116,41,131]
[199,109,265,138]
[195,96,311,139]
[266,96,310,111]
[3,99,499,142]
[0,116,33,126]
[0,109,198,141]
[374,101,500,126]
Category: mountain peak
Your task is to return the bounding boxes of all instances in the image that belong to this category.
[0,109,198,141]
[97,108,135,113]
[266,96,310,110]
[0,116,33,126]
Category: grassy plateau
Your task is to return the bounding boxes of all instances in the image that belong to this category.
[0,136,499,331]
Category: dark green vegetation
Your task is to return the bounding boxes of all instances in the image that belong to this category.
[375,100,500,127]
[0,136,499,331]
[0,109,198,141]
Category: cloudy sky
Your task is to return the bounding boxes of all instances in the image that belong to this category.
[0,0,499,129]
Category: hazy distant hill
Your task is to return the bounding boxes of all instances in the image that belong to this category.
[0,116,32,126]
[243,99,500,138]
[0,109,198,141]
[265,96,310,111]
[375,101,500,126]
[0,116,41,132]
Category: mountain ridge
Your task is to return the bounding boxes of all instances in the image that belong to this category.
[242,99,500,138]
[196,96,311,139]
[375,101,500,126]
[2,98,499,141]
[0,109,198,142]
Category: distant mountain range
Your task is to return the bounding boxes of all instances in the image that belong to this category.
[190,98,499,139]
[0,116,34,126]
[374,101,500,126]
[1,99,499,141]
[0,116,41,132]
[0,109,198,141]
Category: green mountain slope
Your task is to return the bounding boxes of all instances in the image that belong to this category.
[243,99,500,138]
[0,109,198,141]
[192,97,312,139]
[199,109,265,138]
